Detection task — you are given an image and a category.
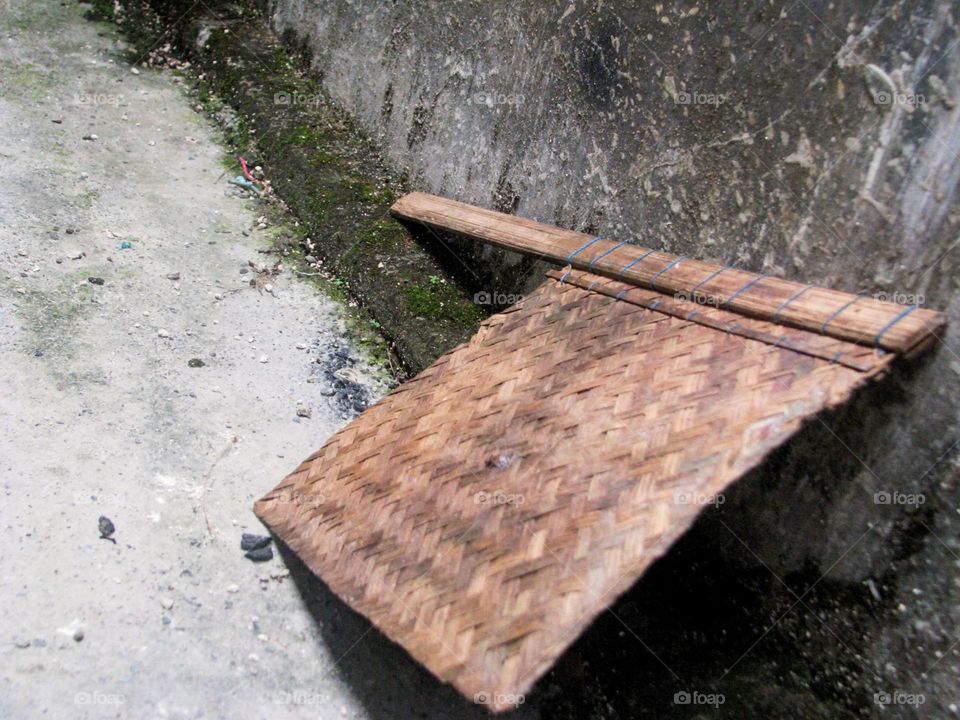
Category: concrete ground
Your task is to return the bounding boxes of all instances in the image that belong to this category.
[0,2,505,718]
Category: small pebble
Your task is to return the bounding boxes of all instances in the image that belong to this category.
[187,358,205,368]
[226,584,240,594]
[160,598,174,611]
[88,277,104,285]
[98,515,115,540]
[166,272,181,281]
[240,533,271,551]
[259,355,268,363]
[245,546,274,563]
[296,405,312,419]
[82,134,98,141]
[157,329,170,338]
[73,628,84,642]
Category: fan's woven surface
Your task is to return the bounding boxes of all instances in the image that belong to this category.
[255,273,890,711]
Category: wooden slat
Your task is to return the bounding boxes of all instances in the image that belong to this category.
[546,269,892,373]
[391,192,947,355]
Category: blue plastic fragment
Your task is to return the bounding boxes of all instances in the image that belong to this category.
[229,175,261,194]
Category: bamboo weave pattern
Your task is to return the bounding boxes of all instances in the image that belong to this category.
[255,273,893,710]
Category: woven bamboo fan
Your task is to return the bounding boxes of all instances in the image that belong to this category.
[255,194,946,712]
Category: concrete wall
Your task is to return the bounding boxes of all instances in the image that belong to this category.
[268,0,959,714]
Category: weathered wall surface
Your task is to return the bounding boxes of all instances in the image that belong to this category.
[268,0,959,716]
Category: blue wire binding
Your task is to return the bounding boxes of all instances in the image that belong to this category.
[649,255,687,289]
[819,296,861,334]
[617,248,658,280]
[773,284,813,322]
[691,266,732,294]
[873,304,918,347]
[588,241,627,271]
[566,236,603,264]
[724,274,766,307]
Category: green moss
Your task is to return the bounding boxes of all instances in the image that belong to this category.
[74,188,100,210]
[404,281,482,327]
[308,151,337,167]
[358,217,407,249]
[8,0,58,31]
[349,179,396,205]
[4,271,110,386]
[280,124,330,148]
[0,61,56,102]
[85,0,116,21]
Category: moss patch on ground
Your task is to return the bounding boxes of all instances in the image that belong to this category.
[4,273,108,388]
[107,1,486,375]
